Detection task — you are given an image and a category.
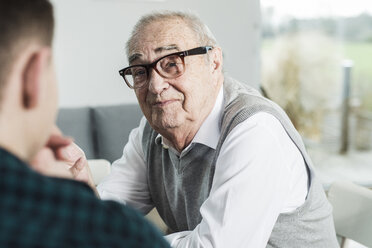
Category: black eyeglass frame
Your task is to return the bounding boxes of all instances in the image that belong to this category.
[119,46,213,89]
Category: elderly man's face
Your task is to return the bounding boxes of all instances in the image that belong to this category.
[131,19,221,137]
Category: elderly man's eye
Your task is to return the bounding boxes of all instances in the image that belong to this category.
[133,69,146,77]
[166,62,177,67]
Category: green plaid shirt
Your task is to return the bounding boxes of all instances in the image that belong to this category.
[0,148,170,248]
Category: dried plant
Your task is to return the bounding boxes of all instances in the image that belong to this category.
[262,31,342,140]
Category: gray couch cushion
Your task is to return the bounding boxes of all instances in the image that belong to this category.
[93,104,143,163]
[56,107,95,159]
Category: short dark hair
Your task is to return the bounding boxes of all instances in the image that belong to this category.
[0,0,54,103]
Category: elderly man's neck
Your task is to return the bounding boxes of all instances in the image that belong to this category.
[159,121,204,153]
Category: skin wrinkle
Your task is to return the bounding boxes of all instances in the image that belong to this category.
[128,18,185,60]
[129,45,180,66]
[130,18,223,152]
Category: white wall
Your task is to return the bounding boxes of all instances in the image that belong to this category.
[51,0,260,107]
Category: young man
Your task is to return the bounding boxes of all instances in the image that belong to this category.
[0,1,169,247]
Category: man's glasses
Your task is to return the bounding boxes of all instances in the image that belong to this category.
[119,46,213,89]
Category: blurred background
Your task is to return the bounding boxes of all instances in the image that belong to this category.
[260,0,372,199]
[261,0,372,152]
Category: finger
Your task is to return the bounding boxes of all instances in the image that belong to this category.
[30,148,55,172]
[39,161,73,179]
[46,134,73,149]
[73,156,86,172]
[56,142,85,163]
[69,157,86,179]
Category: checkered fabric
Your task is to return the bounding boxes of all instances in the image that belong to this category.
[0,148,170,248]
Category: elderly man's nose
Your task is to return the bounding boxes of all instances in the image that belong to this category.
[148,70,169,94]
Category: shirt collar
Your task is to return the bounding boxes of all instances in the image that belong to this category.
[155,87,224,152]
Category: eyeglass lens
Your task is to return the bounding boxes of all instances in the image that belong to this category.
[124,54,185,88]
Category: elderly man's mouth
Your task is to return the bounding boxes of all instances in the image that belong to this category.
[153,100,178,107]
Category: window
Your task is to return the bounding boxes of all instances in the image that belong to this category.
[261,0,372,152]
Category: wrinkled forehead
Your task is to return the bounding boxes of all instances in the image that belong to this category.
[128,19,199,63]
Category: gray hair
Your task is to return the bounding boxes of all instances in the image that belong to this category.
[125,11,219,62]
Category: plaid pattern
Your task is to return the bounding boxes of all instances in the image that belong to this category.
[0,148,170,248]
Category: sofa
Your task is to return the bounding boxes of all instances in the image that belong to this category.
[56,103,143,163]
[56,103,169,232]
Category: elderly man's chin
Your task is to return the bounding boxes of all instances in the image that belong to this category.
[149,108,185,131]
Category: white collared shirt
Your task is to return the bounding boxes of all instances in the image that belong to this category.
[97,87,308,248]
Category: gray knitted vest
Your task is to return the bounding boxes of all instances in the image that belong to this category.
[142,77,338,247]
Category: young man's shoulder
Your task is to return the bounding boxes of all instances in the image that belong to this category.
[0,150,169,248]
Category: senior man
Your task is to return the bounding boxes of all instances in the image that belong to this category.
[69,12,338,247]
[96,11,339,247]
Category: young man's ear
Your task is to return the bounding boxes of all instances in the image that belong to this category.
[22,48,51,109]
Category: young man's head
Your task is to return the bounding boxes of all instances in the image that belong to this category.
[0,0,57,161]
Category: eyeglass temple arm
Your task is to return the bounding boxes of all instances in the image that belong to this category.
[184,46,213,56]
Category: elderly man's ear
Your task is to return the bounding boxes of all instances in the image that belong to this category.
[22,48,51,109]
[210,47,223,74]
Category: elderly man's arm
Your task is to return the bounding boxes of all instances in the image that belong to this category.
[165,112,308,248]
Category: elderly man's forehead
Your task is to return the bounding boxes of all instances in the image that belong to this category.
[128,21,198,63]
[142,17,190,31]
[135,19,197,44]
[144,20,194,39]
